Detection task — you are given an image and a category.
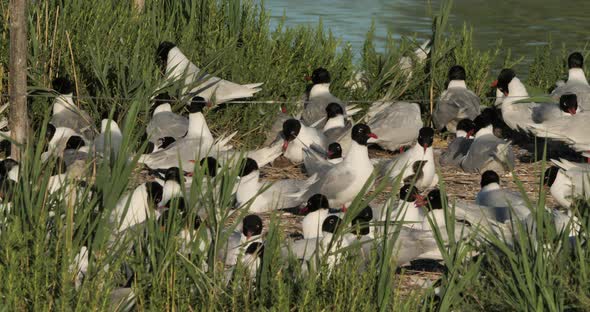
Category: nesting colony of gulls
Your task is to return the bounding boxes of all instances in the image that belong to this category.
[1,41,590,297]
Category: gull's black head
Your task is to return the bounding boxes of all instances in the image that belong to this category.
[156,41,177,71]
[52,77,74,94]
[568,52,584,69]
[200,156,219,177]
[311,67,331,85]
[164,167,182,184]
[239,158,259,177]
[473,113,493,133]
[188,96,208,113]
[448,65,466,81]
[65,136,86,150]
[327,142,342,159]
[303,194,330,214]
[559,94,578,115]
[242,214,263,238]
[426,189,446,211]
[325,102,344,119]
[245,241,264,259]
[417,127,434,150]
[46,124,56,142]
[355,205,373,222]
[456,119,476,137]
[399,184,420,202]
[495,68,516,95]
[157,137,176,149]
[351,123,377,145]
[282,119,301,142]
[543,166,559,187]
[322,215,343,234]
[146,181,164,206]
[0,159,18,178]
[151,93,173,114]
[481,170,500,188]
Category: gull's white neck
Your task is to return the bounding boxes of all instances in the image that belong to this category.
[309,83,331,98]
[344,141,369,163]
[101,119,120,134]
[503,78,529,105]
[475,125,494,138]
[568,68,589,85]
[54,94,76,114]
[481,183,501,192]
[162,180,182,205]
[447,80,467,89]
[166,47,192,79]
[323,115,345,131]
[8,166,19,182]
[456,130,468,138]
[302,209,329,239]
[186,112,212,140]
[236,171,261,204]
[153,103,172,115]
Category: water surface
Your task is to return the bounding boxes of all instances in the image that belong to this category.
[265,0,590,73]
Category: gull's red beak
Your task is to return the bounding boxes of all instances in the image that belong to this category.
[423,144,429,153]
[414,195,427,207]
[185,172,193,177]
[206,101,212,107]
[246,231,253,240]
[568,108,577,115]
[282,140,289,151]
[341,204,347,213]
[368,133,378,139]
[305,75,312,81]
[467,130,475,138]
[327,150,333,158]
[188,160,196,164]
[491,80,498,88]
[503,91,509,96]
[299,206,309,214]
[281,105,287,114]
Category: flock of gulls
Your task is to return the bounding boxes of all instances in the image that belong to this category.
[1,41,590,295]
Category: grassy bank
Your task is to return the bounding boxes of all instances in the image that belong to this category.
[1,0,590,311]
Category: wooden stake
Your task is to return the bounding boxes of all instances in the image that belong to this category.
[9,0,29,160]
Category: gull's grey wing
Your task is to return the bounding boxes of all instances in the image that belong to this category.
[439,137,473,167]
[146,113,189,143]
[367,102,422,151]
[301,94,345,127]
[51,109,95,140]
[461,136,514,174]
[433,89,481,131]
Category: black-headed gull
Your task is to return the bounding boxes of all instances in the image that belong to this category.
[111,181,163,233]
[439,119,475,168]
[303,142,343,177]
[545,159,590,208]
[307,124,377,208]
[146,93,189,143]
[281,118,328,163]
[551,52,590,111]
[381,127,438,190]
[460,112,514,174]
[475,170,531,221]
[300,67,346,127]
[50,77,95,140]
[366,101,423,152]
[433,65,481,132]
[235,158,318,213]
[156,42,262,104]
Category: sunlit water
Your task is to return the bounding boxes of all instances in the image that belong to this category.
[264,0,590,74]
